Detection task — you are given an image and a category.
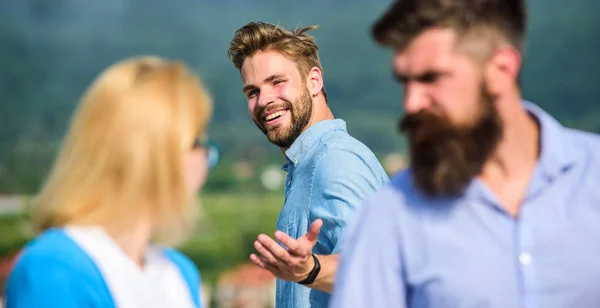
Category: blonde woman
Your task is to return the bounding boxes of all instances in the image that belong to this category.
[5,56,218,308]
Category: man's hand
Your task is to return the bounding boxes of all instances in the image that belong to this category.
[250,219,323,283]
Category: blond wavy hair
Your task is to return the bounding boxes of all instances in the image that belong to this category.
[33,56,212,245]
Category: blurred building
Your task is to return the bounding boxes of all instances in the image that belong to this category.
[0,195,24,216]
[215,262,276,308]
[0,250,20,307]
[260,165,285,192]
[234,160,255,181]
[0,194,27,305]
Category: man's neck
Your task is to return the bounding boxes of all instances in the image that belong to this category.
[479,97,540,215]
[305,96,335,134]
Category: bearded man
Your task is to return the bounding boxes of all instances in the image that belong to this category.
[330,0,600,307]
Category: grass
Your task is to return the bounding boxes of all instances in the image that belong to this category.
[180,192,283,284]
[0,191,284,286]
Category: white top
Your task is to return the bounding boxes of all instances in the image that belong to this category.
[64,226,196,308]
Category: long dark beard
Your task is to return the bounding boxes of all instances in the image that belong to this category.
[253,89,312,148]
[398,84,503,197]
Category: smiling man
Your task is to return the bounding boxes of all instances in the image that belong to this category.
[227,22,388,308]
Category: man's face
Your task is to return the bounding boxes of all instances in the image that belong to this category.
[241,50,312,148]
[393,28,503,197]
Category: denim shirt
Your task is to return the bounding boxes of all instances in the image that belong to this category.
[330,102,600,308]
[276,119,389,308]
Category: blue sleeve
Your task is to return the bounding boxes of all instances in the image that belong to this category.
[310,146,388,254]
[164,249,202,308]
[6,252,88,308]
[329,189,407,308]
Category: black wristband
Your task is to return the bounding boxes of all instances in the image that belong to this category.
[297,254,321,285]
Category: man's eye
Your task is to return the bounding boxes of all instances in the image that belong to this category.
[273,79,285,85]
[247,89,259,98]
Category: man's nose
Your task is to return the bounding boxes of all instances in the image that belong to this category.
[403,83,431,114]
[257,88,276,108]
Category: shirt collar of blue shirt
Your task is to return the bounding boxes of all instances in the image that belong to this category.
[461,100,578,201]
[522,100,576,180]
[281,119,347,171]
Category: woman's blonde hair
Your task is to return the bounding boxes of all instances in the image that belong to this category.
[33,56,212,245]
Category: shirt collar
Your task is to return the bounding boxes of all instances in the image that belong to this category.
[523,100,576,180]
[282,119,347,168]
[463,100,576,200]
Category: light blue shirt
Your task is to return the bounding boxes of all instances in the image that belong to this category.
[5,228,201,308]
[276,119,389,308]
[330,102,600,308]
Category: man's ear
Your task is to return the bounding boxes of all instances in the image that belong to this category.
[485,46,521,95]
[306,67,324,98]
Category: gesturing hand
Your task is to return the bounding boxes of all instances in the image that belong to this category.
[250,219,323,283]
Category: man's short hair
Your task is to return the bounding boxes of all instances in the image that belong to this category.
[227,21,328,101]
[372,0,527,59]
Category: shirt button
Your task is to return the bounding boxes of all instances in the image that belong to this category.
[519,253,532,265]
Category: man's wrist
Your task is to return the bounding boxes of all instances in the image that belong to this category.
[297,254,321,285]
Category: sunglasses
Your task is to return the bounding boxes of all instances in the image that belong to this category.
[193,137,220,169]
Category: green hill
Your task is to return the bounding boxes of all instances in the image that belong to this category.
[0,0,598,193]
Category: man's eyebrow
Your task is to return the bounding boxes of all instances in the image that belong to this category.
[242,73,287,93]
[393,70,443,82]
[242,84,256,93]
[264,73,286,83]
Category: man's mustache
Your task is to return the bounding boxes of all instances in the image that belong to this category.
[399,110,450,137]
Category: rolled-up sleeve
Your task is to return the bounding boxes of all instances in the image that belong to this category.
[329,188,407,308]
[309,146,388,254]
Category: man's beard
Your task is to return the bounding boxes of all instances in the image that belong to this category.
[253,89,312,148]
[398,83,503,198]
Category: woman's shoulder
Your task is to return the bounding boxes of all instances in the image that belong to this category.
[8,228,109,289]
[6,228,114,308]
[14,228,97,270]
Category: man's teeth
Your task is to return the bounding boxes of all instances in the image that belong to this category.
[265,110,286,121]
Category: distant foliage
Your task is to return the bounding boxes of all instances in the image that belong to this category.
[0,0,598,193]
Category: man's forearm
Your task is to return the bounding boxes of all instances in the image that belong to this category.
[304,253,339,294]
